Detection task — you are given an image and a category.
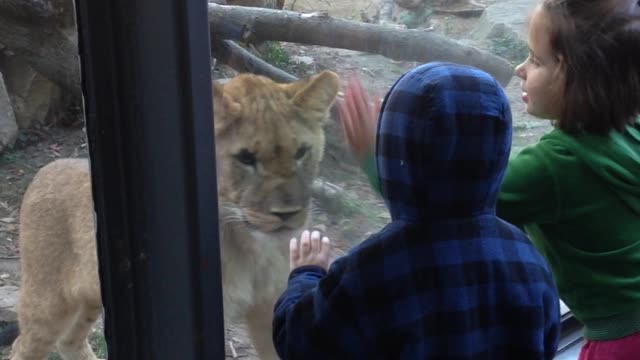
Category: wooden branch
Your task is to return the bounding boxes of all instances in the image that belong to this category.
[211,39,298,83]
[0,14,81,97]
[207,4,514,86]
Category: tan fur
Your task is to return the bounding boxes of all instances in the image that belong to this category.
[9,70,339,360]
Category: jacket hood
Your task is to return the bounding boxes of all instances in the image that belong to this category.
[375,62,513,221]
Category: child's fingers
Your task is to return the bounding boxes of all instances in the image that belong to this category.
[344,92,364,152]
[289,237,298,252]
[353,82,370,124]
[341,75,376,157]
[347,92,367,150]
[350,73,365,98]
[289,237,299,268]
[300,230,311,258]
[373,95,382,123]
[320,236,331,260]
[354,78,371,118]
[310,230,321,255]
[367,95,381,137]
[353,82,376,143]
[337,98,355,144]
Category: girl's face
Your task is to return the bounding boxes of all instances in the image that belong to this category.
[514,6,565,121]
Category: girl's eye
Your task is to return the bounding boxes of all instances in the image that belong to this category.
[528,56,540,66]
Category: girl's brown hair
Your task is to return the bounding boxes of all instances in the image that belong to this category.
[543,0,640,135]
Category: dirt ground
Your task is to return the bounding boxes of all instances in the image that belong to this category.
[0,0,551,359]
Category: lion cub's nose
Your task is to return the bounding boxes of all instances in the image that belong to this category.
[270,208,302,221]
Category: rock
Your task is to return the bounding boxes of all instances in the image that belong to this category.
[0,72,18,154]
[471,0,537,63]
[398,4,433,29]
[290,55,314,65]
[395,0,425,10]
[433,3,486,18]
[0,56,63,129]
[0,285,18,315]
[16,74,62,129]
[0,56,36,97]
[44,0,77,29]
[471,0,537,42]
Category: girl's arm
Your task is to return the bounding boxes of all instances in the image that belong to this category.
[496,144,559,227]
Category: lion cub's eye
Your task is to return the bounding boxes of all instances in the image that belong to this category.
[234,149,257,166]
[295,144,310,160]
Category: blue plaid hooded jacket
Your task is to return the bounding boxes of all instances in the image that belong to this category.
[272,62,561,359]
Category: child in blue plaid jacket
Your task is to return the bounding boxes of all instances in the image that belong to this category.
[272,62,561,359]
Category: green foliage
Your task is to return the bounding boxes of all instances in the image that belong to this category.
[264,42,292,70]
[262,42,312,76]
[89,331,108,358]
[0,152,17,163]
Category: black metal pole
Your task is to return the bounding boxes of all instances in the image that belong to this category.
[74,0,226,358]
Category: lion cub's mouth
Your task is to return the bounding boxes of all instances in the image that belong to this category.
[243,208,307,234]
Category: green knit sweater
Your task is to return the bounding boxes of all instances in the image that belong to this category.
[359,119,640,341]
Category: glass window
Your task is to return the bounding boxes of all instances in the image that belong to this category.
[0,0,580,359]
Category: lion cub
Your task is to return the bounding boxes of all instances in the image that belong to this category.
[8,70,339,360]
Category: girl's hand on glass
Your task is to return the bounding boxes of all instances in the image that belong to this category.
[337,74,381,162]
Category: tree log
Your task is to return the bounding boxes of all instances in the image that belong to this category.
[211,39,298,83]
[0,14,80,97]
[207,3,514,86]
[0,1,513,100]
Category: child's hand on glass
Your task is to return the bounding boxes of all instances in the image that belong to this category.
[337,74,381,163]
[289,230,331,271]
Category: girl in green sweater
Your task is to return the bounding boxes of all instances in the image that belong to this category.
[337,0,640,358]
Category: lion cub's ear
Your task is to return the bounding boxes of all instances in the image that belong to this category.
[290,71,340,120]
[212,80,241,133]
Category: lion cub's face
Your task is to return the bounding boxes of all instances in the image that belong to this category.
[213,71,339,234]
